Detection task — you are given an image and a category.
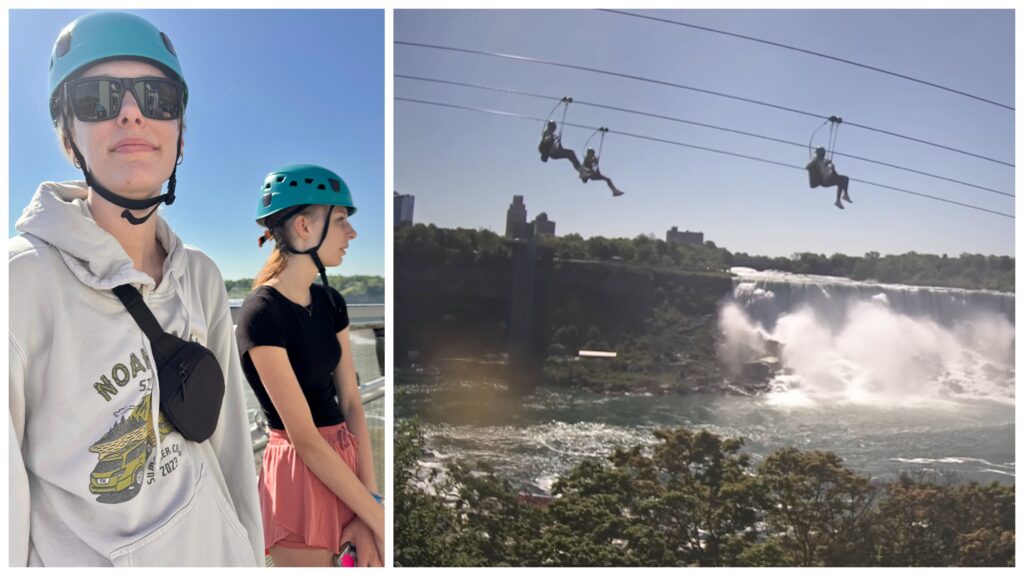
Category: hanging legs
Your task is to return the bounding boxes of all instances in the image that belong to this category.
[839,175,852,203]
[587,171,624,197]
[548,146,582,171]
[824,171,851,209]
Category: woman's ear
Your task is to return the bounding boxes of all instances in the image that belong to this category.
[290,214,305,239]
[294,213,315,241]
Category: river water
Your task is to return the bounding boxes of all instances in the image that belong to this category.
[399,379,1013,493]
[399,270,1014,493]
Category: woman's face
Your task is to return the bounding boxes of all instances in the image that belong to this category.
[317,206,357,267]
[70,59,180,198]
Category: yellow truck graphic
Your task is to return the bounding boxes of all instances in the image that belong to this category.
[89,394,173,503]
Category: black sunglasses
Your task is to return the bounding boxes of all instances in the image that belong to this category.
[65,76,182,122]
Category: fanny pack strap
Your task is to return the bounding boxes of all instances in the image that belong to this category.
[111,284,182,362]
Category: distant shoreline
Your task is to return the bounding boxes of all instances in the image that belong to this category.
[224,274,383,303]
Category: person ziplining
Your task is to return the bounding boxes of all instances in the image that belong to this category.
[538,98,624,197]
[579,128,624,197]
[806,116,852,209]
[539,120,584,171]
[538,97,584,172]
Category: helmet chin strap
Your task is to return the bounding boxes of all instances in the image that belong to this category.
[62,94,181,226]
[277,205,342,311]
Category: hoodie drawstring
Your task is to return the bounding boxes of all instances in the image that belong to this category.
[143,287,163,480]
[170,272,193,347]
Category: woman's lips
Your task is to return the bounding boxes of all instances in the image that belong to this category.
[111,139,157,153]
[114,145,156,153]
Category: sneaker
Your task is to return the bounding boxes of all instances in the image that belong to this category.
[843,193,852,203]
[834,200,844,210]
[613,190,624,197]
[578,169,590,183]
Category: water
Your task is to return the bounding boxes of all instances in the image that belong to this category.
[399,379,1014,493]
[723,268,1014,403]
[400,271,1014,493]
[728,267,1014,332]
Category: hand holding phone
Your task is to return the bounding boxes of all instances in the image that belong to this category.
[334,542,357,568]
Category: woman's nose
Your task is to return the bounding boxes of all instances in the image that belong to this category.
[117,88,145,126]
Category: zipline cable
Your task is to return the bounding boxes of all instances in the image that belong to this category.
[395,95,1014,220]
[395,41,1014,167]
[599,9,1014,111]
[396,74,1013,198]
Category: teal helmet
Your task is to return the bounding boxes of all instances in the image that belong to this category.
[49,11,187,123]
[256,164,356,228]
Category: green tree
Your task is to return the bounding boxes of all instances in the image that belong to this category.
[640,429,760,566]
[757,448,877,566]
[396,419,1015,568]
[871,474,1015,567]
[542,459,641,566]
[394,419,473,566]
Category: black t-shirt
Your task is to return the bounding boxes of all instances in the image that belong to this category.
[236,283,350,430]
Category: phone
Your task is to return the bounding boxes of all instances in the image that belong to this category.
[334,542,357,568]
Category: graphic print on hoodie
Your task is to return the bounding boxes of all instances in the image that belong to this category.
[88,364,174,504]
[87,334,200,503]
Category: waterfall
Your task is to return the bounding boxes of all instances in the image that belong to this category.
[720,268,1015,404]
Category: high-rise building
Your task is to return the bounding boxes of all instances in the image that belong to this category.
[533,212,556,237]
[394,192,415,227]
[505,195,527,238]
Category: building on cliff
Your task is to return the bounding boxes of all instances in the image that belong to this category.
[667,226,703,245]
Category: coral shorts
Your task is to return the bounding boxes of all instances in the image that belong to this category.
[259,421,360,554]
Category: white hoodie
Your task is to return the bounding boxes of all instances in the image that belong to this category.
[9,182,263,566]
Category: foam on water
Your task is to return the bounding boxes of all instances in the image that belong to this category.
[722,269,1015,405]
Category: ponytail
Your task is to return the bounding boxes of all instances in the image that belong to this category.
[253,204,326,289]
[253,247,288,288]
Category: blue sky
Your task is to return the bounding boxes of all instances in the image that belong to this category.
[395,9,1014,258]
[10,9,384,280]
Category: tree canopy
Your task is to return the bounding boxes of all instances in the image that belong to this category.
[395,224,1013,292]
[396,419,1015,567]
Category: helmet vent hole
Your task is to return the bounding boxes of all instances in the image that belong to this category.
[160,32,177,56]
[264,183,271,190]
[55,31,72,58]
[304,178,313,184]
[288,180,298,187]
[317,184,326,190]
[328,178,341,192]
[276,176,285,183]
[262,193,272,207]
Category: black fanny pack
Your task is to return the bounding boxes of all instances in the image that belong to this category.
[113,284,225,443]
